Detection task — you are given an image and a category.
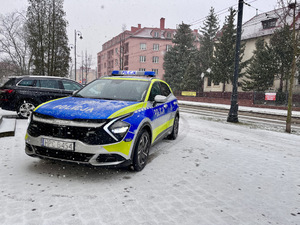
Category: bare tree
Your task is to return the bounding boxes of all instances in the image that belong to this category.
[119,24,127,70]
[84,50,92,84]
[0,11,33,78]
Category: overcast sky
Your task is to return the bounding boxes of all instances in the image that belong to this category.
[1,0,279,68]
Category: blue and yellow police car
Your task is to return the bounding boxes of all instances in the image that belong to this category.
[25,71,179,171]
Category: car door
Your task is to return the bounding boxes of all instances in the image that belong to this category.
[35,78,64,103]
[148,81,171,142]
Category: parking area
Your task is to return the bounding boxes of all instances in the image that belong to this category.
[0,113,300,225]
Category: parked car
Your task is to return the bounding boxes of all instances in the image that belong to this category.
[25,70,179,171]
[0,75,83,118]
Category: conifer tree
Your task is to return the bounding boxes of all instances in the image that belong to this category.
[242,39,277,91]
[269,25,293,92]
[199,7,219,78]
[210,8,246,92]
[163,23,199,91]
[26,0,70,76]
[181,51,201,90]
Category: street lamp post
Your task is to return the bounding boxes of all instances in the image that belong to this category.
[227,0,244,123]
[74,30,83,82]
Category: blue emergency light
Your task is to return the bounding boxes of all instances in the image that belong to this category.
[112,70,156,77]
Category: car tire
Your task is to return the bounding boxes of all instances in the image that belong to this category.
[132,129,150,171]
[17,100,35,119]
[167,114,179,140]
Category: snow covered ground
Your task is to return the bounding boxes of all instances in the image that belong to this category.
[0,112,300,225]
[179,100,300,117]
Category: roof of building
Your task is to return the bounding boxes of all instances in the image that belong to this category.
[241,6,298,40]
[99,18,199,52]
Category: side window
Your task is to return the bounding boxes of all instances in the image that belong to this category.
[61,80,82,91]
[18,79,35,87]
[148,82,161,102]
[37,79,59,89]
[160,82,171,97]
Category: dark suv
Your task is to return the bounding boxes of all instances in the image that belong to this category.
[0,76,83,118]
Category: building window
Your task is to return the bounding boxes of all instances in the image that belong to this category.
[166,32,172,39]
[262,18,277,29]
[166,45,172,51]
[140,43,146,50]
[115,59,118,66]
[139,68,146,71]
[152,69,158,75]
[115,48,118,54]
[124,42,129,54]
[140,56,146,62]
[152,56,159,63]
[124,55,129,66]
[207,77,211,87]
[154,31,159,38]
[153,44,159,51]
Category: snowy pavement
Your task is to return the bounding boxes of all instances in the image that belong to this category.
[1,112,300,225]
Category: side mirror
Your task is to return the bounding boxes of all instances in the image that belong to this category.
[154,95,167,103]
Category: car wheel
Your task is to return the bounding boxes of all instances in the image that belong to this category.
[168,115,179,140]
[17,100,35,119]
[132,129,150,171]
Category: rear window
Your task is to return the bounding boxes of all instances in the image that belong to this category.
[2,78,18,87]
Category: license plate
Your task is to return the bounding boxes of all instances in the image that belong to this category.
[42,138,74,151]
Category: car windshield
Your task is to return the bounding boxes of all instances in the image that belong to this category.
[74,78,150,102]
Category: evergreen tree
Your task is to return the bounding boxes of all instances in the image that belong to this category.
[210,8,246,92]
[163,23,199,92]
[269,25,293,92]
[181,51,201,90]
[199,7,219,78]
[242,39,277,91]
[26,0,70,76]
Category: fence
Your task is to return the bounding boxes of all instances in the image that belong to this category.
[175,91,300,109]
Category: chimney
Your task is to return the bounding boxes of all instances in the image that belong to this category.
[160,17,165,30]
[138,24,141,29]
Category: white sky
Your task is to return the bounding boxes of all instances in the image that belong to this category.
[0,0,279,68]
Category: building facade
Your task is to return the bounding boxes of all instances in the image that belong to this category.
[97,18,198,80]
[203,7,300,94]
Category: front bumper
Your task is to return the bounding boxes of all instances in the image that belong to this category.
[25,133,133,167]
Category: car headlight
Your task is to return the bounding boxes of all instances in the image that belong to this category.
[106,120,130,142]
[110,120,130,134]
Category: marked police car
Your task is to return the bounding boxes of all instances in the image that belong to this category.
[25,71,179,171]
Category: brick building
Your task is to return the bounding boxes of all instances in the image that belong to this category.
[97,18,198,80]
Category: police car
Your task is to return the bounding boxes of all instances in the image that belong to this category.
[25,71,179,171]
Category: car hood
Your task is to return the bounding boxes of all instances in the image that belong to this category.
[34,97,144,120]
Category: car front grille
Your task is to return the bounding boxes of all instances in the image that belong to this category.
[34,146,94,162]
[27,120,117,145]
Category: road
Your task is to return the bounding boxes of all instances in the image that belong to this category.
[179,104,300,135]
[1,112,300,224]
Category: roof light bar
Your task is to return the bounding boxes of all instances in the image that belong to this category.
[111,70,156,77]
